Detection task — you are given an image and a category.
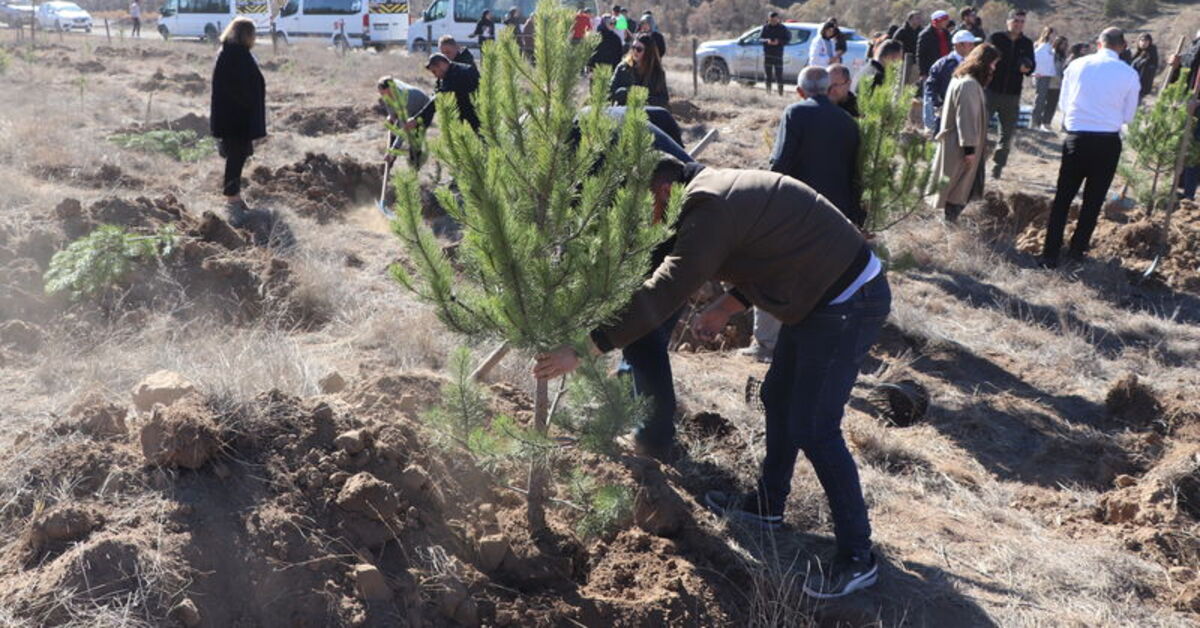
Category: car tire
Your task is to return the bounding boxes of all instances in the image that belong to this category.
[272,30,287,47]
[333,34,349,51]
[158,24,169,40]
[702,58,730,84]
[203,23,218,43]
[410,37,427,53]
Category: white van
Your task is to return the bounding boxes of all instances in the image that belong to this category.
[364,0,409,49]
[275,0,406,49]
[408,0,539,53]
[157,0,271,42]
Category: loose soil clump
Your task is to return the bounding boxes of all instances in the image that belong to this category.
[0,373,742,626]
[30,163,145,190]
[279,105,374,136]
[249,152,382,223]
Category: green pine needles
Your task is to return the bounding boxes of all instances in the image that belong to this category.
[392,0,678,537]
[109,129,215,162]
[44,224,178,301]
[381,86,428,170]
[1119,69,1200,215]
[857,63,934,234]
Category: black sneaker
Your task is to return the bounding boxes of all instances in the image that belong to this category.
[803,552,879,599]
[703,490,783,529]
[1036,255,1058,269]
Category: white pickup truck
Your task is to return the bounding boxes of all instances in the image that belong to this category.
[0,1,35,28]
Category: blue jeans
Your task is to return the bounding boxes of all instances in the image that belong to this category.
[756,272,891,559]
[619,309,684,449]
[923,97,938,133]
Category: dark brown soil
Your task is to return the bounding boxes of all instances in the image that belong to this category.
[249,152,382,223]
[0,374,743,627]
[279,105,375,137]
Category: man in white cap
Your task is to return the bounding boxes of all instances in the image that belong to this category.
[923,29,982,133]
[917,10,952,81]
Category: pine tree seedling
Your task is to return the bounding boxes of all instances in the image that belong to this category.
[390,0,678,537]
[857,62,934,235]
[1120,69,1200,215]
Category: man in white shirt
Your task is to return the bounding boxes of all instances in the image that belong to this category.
[129,0,141,38]
[1039,27,1140,268]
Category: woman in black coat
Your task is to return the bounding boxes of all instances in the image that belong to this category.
[210,17,265,227]
[589,16,624,69]
[1131,33,1159,100]
[470,10,496,50]
[609,32,669,108]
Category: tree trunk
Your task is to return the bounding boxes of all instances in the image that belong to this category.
[526,377,549,536]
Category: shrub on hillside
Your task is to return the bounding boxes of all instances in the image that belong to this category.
[109,129,214,162]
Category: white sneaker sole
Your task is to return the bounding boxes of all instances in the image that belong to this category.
[803,564,878,599]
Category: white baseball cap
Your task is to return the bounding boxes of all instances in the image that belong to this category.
[952,30,982,44]
[931,10,950,21]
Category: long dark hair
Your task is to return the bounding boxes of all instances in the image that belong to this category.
[820,19,837,40]
[955,42,1001,85]
[1052,35,1068,59]
[624,32,663,79]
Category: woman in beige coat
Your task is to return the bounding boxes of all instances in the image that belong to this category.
[931,43,1002,222]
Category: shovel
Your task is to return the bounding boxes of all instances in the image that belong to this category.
[377,133,399,219]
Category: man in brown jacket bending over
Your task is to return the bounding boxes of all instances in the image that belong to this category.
[533,157,890,599]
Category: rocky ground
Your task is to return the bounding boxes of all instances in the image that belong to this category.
[0,31,1197,627]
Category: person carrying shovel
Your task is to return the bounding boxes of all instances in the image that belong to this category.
[377,76,430,168]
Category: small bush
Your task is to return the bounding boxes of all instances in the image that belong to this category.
[44,224,178,301]
[0,48,10,76]
[109,129,215,162]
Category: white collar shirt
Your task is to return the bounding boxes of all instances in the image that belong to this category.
[1058,48,1140,133]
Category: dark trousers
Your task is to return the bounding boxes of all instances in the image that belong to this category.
[986,90,1021,173]
[619,308,684,449]
[757,272,891,559]
[1043,132,1122,260]
[131,17,140,37]
[219,138,253,197]
[764,57,784,94]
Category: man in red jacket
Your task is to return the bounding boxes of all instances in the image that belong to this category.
[572,6,593,42]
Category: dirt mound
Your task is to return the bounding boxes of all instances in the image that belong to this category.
[0,194,323,332]
[73,60,105,73]
[1105,374,1165,430]
[0,373,741,626]
[980,192,1200,293]
[279,105,373,136]
[249,152,382,223]
[95,45,173,59]
[127,112,211,137]
[1097,442,1200,527]
[30,163,145,190]
[136,68,207,95]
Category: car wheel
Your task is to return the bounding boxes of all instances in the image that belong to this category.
[272,30,287,47]
[411,37,427,53]
[203,23,218,43]
[158,24,169,40]
[333,34,349,51]
[702,58,730,84]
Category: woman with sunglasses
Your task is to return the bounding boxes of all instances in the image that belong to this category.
[609,32,670,108]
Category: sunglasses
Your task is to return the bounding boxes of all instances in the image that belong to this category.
[632,45,645,52]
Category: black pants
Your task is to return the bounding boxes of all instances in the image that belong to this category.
[131,17,140,38]
[764,57,784,93]
[1042,132,1122,259]
[220,138,254,197]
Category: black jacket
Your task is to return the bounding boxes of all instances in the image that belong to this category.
[769,94,863,226]
[837,91,860,118]
[590,27,624,68]
[415,62,481,131]
[859,59,886,91]
[453,47,475,66]
[1131,45,1158,97]
[916,25,949,76]
[469,16,494,44]
[894,23,919,55]
[988,31,1035,95]
[610,61,669,108]
[761,22,791,60]
[210,42,266,140]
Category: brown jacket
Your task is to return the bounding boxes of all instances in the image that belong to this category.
[931,75,988,208]
[594,168,867,351]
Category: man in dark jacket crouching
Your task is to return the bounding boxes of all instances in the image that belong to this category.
[533,158,890,600]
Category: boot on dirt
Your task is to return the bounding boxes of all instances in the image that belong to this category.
[225,198,251,229]
[703,490,783,529]
[802,551,879,599]
[943,203,964,223]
